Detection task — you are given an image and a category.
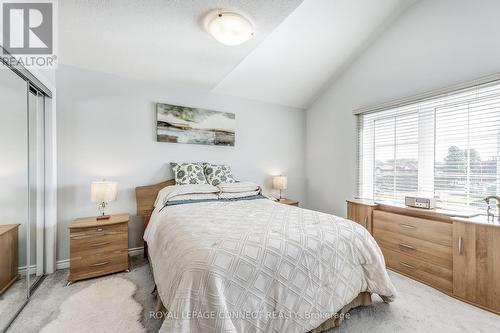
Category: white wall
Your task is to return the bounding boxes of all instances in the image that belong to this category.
[56,65,306,262]
[305,0,500,216]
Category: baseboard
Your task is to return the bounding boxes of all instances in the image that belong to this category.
[18,264,38,276]
[55,246,144,270]
[56,259,70,270]
[127,246,145,257]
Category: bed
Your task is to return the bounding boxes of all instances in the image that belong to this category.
[135,180,396,333]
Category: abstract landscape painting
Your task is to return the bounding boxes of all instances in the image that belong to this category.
[156,103,235,146]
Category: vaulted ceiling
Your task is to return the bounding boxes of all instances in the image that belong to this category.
[58,0,417,109]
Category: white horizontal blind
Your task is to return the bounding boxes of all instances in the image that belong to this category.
[357,80,500,212]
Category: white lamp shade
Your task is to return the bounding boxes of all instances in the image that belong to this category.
[273,176,288,190]
[207,12,253,46]
[91,181,117,203]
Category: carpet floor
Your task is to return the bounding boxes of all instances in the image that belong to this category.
[6,255,500,333]
[0,277,26,332]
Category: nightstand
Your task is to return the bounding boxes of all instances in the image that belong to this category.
[277,198,299,207]
[68,213,129,284]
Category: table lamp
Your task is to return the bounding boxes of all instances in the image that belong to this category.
[273,175,287,200]
[91,181,117,220]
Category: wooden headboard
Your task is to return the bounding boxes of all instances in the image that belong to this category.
[135,179,176,219]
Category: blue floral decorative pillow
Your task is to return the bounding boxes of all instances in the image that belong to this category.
[203,164,236,186]
[170,162,208,185]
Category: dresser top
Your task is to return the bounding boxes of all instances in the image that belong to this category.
[451,215,500,228]
[346,198,379,207]
[69,213,130,229]
[0,224,20,236]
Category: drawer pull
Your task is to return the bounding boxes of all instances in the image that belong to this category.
[399,262,416,270]
[399,224,416,229]
[458,236,462,255]
[89,241,111,248]
[399,243,416,251]
[90,261,109,267]
[96,228,104,232]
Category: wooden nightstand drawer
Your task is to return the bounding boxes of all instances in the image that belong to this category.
[69,250,128,281]
[70,250,128,272]
[70,233,127,257]
[71,224,127,247]
[68,214,130,283]
[70,221,127,239]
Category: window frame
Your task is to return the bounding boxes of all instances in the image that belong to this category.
[355,74,500,212]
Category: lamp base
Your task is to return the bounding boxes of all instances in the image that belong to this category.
[96,215,111,220]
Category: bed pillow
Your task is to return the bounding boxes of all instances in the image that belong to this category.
[218,181,260,193]
[203,164,236,186]
[170,162,208,185]
[154,184,219,207]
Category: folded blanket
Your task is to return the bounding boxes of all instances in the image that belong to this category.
[154,184,219,207]
[219,189,261,199]
[217,181,261,193]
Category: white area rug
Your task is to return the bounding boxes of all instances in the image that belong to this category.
[40,277,145,333]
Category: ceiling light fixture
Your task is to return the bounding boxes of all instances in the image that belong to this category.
[205,10,254,46]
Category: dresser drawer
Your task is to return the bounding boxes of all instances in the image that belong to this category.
[70,233,127,257]
[381,247,453,292]
[374,227,452,269]
[70,223,127,240]
[70,250,128,273]
[373,211,452,246]
[70,223,127,253]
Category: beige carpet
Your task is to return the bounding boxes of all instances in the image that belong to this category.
[7,256,500,333]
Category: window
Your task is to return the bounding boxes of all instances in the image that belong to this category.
[357,80,500,212]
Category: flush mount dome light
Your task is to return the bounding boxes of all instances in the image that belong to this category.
[206,11,254,46]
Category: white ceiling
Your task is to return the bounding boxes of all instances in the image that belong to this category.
[58,0,416,109]
[58,0,303,89]
[213,0,417,108]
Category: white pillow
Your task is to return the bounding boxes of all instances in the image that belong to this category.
[154,184,219,207]
[218,181,261,193]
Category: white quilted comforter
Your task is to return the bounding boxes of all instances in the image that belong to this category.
[145,198,396,333]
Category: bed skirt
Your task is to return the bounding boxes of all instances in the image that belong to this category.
[307,292,372,332]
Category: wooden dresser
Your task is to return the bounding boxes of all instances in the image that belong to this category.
[347,199,500,314]
[68,214,129,283]
[347,199,377,234]
[0,224,20,294]
[373,210,453,292]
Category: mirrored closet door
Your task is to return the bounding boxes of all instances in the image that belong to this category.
[28,87,45,290]
[0,62,48,332]
[0,62,29,333]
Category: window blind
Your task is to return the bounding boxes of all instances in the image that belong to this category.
[357,80,500,212]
